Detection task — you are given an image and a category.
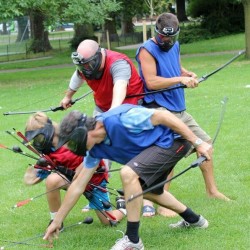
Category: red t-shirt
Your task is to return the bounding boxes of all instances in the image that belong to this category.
[47,147,108,190]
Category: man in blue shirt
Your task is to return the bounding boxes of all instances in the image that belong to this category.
[43,104,212,249]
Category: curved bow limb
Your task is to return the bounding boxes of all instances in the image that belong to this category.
[3,90,93,116]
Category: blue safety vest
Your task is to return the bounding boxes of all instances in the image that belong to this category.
[89,104,174,164]
[136,40,186,112]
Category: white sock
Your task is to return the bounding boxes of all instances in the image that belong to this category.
[119,208,127,216]
[50,212,57,220]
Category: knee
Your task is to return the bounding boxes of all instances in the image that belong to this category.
[45,174,61,189]
[120,166,138,184]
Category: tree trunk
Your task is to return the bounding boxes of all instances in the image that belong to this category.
[120,12,134,36]
[104,13,118,42]
[242,0,250,59]
[29,9,52,53]
[70,24,96,50]
[176,0,188,22]
[1,22,8,35]
[16,16,29,42]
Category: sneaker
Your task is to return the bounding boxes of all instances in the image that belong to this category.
[48,220,64,232]
[169,215,209,229]
[110,235,144,250]
[81,204,92,212]
[116,197,126,209]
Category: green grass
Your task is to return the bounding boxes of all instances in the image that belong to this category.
[0,34,250,249]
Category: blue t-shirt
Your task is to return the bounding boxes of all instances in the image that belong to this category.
[84,104,174,168]
[136,40,186,112]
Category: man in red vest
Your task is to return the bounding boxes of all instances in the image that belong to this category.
[60,39,144,113]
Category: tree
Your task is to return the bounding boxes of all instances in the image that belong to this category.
[242,0,250,58]
[0,0,57,52]
[188,0,244,33]
[0,0,121,52]
[176,0,188,21]
[62,0,121,47]
[29,9,52,52]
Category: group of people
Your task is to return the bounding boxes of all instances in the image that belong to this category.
[24,112,126,227]
[21,12,229,250]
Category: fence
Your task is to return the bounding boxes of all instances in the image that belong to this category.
[0,29,148,62]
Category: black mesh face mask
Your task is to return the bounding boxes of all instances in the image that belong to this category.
[25,120,55,154]
[57,114,88,156]
[71,48,102,80]
[66,126,88,156]
[155,26,180,52]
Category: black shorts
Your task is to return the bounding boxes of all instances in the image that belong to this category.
[126,138,191,195]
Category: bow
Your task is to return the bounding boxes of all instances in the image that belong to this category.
[127,96,229,202]
[3,90,93,116]
[126,50,245,98]
[0,217,93,249]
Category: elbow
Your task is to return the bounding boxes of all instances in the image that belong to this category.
[145,80,158,90]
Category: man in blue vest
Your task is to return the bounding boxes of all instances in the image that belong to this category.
[43,104,212,249]
[136,12,229,217]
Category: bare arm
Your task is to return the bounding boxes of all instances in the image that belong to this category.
[109,60,131,109]
[60,71,84,109]
[138,48,198,89]
[43,165,98,241]
[110,79,128,109]
[151,109,212,159]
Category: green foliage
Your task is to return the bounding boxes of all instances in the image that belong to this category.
[188,0,244,34]
[0,0,29,20]
[179,26,213,44]
[62,0,121,25]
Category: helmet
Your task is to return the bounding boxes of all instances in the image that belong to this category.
[57,112,88,156]
[155,13,180,52]
[71,47,102,80]
[25,119,55,154]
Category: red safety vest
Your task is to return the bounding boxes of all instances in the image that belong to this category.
[79,50,143,111]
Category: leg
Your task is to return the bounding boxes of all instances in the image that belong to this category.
[87,181,126,226]
[121,166,142,222]
[95,209,126,226]
[46,173,69,215]
[177,111,230,201]
[156,170,177,217]
[145,191,208,229]
[199,152,230,201]
[110,165,144,250]
[145,190,186,214]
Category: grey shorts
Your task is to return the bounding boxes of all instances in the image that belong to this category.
[142,103,211,142]
[173,111,211,142]
[126,138,191,195]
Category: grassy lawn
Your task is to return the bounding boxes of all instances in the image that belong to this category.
[0,35,249,249]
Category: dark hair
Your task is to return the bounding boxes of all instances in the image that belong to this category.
[156,13,179,33]
[59,110,96,138]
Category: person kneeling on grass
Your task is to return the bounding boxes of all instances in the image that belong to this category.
[23,112,126,228]
[43,104,212,249]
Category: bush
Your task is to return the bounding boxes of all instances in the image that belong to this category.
[188,0,244,34]
[179,27,212,44]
